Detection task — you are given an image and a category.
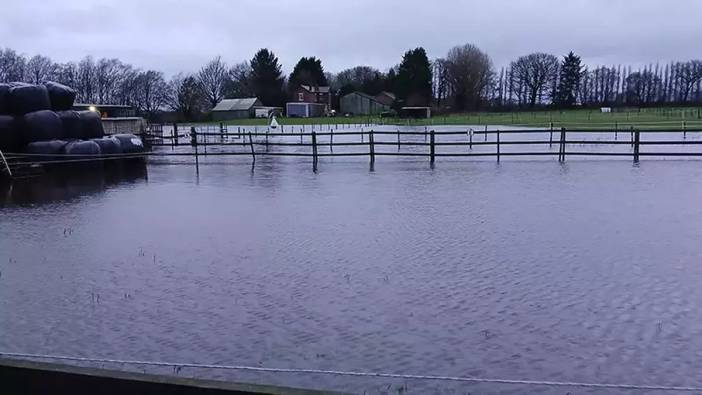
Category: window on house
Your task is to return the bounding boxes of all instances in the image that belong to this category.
[298,93,304,102]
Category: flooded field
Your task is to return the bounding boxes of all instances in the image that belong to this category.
[3,129,702,393]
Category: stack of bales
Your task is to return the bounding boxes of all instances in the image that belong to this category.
[0,81,144,163]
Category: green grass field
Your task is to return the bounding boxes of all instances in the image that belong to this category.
[207,107,702,131]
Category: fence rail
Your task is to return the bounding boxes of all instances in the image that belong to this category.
[137,125,702,172]
[4,126,702,177]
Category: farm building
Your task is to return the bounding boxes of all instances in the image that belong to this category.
[286,102,326,118]
[340,92,391,115]
[286,85,332,117]
[375,91,396,107]
[73,104,135,118]
[211,98,263,120]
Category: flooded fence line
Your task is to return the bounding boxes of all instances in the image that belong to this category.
[4,126,702,178]
[141,125,702,172]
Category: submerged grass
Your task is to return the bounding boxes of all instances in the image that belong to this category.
[198,106,702,131]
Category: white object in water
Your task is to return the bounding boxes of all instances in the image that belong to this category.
[270,116,279,129]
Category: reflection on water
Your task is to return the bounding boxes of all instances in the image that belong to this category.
[0,161,147,206]
[2,157,702,394]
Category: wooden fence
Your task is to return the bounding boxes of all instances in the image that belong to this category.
[142,124,702,172]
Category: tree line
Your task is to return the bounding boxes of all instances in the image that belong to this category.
[2,45,701,120]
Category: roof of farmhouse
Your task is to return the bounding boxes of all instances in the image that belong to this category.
[212,98,260,112]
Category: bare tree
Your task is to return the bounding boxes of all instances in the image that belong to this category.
[95,58,124,104]
[198,56,227,109]
[53,62,78,88]
[76,56,97,103]
[626,70,661,105]
[510,53,559,107]
[0,48,27,82]
[169,73,205,120]
[224,61,254,98]
[444,44,493,110]
[675,60,702,102]
[432,58,450,107]
[25,55,56,84]
[133,70,170,115]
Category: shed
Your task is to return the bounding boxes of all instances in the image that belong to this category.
[286,102,326,118]
[211,98,262,120]
[73,104,135,118]
[375,91,396,107]
[340,92,390,115]
[401,106,431,119]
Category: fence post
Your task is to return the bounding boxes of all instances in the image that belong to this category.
[424,126,428,142]
[265,127,269,150]
[430,129,435,164]
[397,129,401,151]
[560,127,567,162]
[312,131,318,172]
[683,120,687,139]
[172,123,178,149]
[330,128,334,152]
[549,122,553,148]
[369,129,375,165]
[614,121,618,140]
[630,126,634,147]
[633,129,640,163]
[496,129,501,162]
[248,132,255,165]
[191,127,199,173]
[219,122,224,142]
[469,128,473,149]
[484,125,488,141]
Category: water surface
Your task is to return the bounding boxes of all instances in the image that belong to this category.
[2,139,702,394]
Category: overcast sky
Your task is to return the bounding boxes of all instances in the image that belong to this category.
[3,0,701,76]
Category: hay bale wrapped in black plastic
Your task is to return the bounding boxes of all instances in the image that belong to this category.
[63,140,103,168]
[0,115,21,153]
[44,81,76,111]
[56,110,83,140]
[91,136,122,155]
[77,110,104,139]
[64,140,101,157]
[8,84,51,115]
[0,84,11,115]
[22,110,64,144]
[112,134,145,154]
[24,139,67,162]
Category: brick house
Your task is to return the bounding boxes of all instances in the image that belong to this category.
[291,85,331,109]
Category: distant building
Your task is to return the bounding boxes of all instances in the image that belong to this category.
[401,106,431,119]
[286,85,331,117]
[73,104,135,118]
[374,91,396,107]
[211,98,263,120]
[286,102,326,118]
[340,92,391,115]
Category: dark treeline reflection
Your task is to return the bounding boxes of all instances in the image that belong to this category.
[0,161,147,206]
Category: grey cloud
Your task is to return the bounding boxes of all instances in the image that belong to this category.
[2,0,701,76]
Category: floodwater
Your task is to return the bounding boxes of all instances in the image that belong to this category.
[2,127,702,394]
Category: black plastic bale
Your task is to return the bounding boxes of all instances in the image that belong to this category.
[8,84,51,115]
[77,111,105,139]
[112,133,145,154]
[44,81,77,111]
[64,140,102,157]
[0,84,11,115]
[0,115,21,152]
[56,110,83,140]
[24,139,67,162]
[91,136,122,155]
[22,110,64,144]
